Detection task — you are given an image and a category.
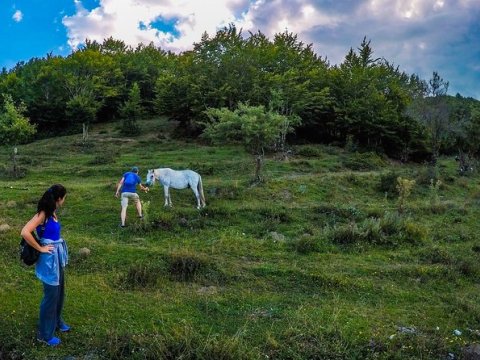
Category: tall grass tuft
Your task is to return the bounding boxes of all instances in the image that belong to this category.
[119,262,163,289]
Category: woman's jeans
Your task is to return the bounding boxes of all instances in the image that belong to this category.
[38,266,65,341]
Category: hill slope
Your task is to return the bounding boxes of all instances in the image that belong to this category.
[1,118,479,359]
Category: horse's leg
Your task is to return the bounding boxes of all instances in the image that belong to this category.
[167,187,173,207]
[163,185,170,207]
[191,183,201,209]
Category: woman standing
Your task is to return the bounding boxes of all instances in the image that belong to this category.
[21,184,70,347]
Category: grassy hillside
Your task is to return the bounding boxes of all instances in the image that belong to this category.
[1,118,479,359]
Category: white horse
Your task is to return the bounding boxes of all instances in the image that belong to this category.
[146,168,206,209]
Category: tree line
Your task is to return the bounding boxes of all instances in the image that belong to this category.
[1,25,479,163]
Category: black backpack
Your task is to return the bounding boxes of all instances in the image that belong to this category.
[20,224,45,266]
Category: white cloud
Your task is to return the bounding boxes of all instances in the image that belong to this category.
[62,0,247,52]
[12,10,23,22]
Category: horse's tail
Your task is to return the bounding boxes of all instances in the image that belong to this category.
[198,175,206,207]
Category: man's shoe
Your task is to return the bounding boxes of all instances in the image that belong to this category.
[37,337,61,347]
[58,323,71,332]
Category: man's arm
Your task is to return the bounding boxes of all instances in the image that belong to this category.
[115,177,124,197]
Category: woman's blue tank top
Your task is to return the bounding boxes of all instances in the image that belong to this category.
[37,216,61,240]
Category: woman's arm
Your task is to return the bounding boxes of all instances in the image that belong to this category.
[20,212,54,253]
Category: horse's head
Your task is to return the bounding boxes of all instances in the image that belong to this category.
[145,169,155,186]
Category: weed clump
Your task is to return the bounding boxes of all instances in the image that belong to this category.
[419,246,453,265]
[326,212,427,248]
[101,326,252,360]
[119,263,162,289]
[166,251,224,283]
[291,234,319,254]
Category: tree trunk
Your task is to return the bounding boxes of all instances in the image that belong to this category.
[82,123,89,143]
[12,147,18,178]
[254,155,263,182]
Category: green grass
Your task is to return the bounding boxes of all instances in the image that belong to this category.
[1,118,480,359]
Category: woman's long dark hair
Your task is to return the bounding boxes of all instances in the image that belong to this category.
[37,184,67,219]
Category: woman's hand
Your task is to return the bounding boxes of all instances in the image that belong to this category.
[40,244,55,254]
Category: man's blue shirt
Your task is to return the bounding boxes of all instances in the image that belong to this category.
[122,172,141,193]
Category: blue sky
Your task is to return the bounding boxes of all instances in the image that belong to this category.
[1,0,480,99]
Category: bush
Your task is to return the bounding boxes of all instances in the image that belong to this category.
[296,145,322,158]
[378,170,400,197]
[342,152,386,171]
[327,222,361,245]
[402,220,428,244]
[415,165,439,186]
[379,212,403,236]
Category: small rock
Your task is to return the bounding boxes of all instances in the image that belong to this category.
[78,247,91,257]
[208,187,218,196]
[197,286,217,295]
[454,329,462,336]
[463,343,480,360]
[269,231,286,242]
[397,326,416,334]
[0,224,11,232]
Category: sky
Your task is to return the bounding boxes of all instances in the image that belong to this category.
[1,0,479,99]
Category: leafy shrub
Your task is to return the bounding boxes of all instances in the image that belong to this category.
[379,211,403,235]
[415,165,439,186]
[378,170,400,197]
[296,145,322,158]
[327,222,361,245]
[342,152,386,171]
[361,217,384,244]
[402,220,428,244]
[396,177,416,213]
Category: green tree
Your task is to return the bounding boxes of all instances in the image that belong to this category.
[0,94,36,176]
[407,71,450,164]
[120,82,143,135]
[203,103,292,181]
[65,92,101,142]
